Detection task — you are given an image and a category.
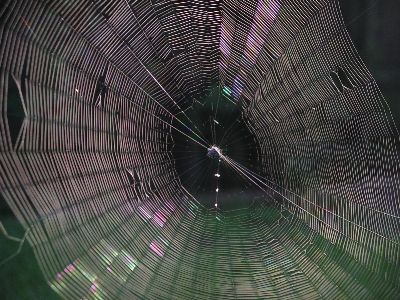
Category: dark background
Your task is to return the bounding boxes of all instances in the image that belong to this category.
[341,0,400,127]
[1,0,400,298]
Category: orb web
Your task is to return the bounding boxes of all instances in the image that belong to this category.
[0,0,399,299]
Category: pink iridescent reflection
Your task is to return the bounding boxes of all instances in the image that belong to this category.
[153,211,167,227]
[149,241,164,257]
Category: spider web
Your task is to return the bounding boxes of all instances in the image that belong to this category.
[0,0,399,299]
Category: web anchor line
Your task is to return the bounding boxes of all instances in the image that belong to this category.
[0,222,30,267]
